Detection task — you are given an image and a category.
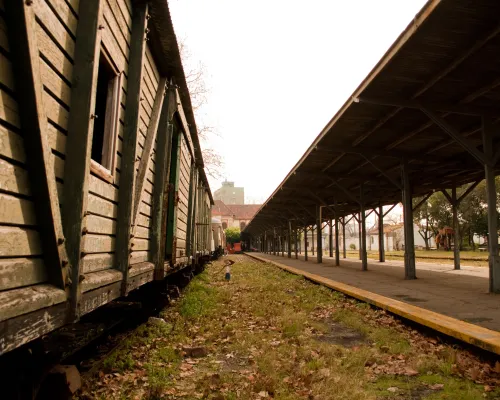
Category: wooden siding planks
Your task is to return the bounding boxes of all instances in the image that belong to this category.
[0,284,66,323]
[115,1,148,294]
[0,258,47,291]
[82,253,114,274]
[173,133,193,260]
[0,20,50,292]
[0,227,42,257]
[33,0,75,60]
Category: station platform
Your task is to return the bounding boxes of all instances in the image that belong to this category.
[245,252,500,355]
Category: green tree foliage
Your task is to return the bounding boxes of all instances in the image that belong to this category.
[413,192,451,250]
[458,179,500,248]
[225,227,241,244]
[413,178,500,250]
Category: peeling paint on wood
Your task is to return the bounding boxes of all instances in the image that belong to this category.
[81,269,122,292]
[0,302,68,356]
[0,258,46,291]
[82,253,115,274]
[0,284,66,322]
[129,261,154,277]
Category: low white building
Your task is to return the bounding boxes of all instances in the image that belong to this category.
[367,223,426,251]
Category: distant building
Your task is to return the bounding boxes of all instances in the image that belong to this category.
[212,200,261,231]
[214,181,244,205]
[367,223,426,251]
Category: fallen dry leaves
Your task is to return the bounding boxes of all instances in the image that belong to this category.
[77,256,500,399]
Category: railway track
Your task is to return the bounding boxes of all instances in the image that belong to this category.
[0,267,201,400]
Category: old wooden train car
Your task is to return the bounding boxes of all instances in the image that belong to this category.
[0,0,213,356]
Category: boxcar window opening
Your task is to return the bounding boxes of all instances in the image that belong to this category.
[90,50,121,180]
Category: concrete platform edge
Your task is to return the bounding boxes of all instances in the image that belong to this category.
[245,252,500,356]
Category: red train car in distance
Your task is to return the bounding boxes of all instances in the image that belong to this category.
[227,242,242,254]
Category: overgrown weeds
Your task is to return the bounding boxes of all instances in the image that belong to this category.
[79,255,500,399]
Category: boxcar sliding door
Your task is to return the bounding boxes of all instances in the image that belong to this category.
[165,120,180,266]
[164,118,193,268]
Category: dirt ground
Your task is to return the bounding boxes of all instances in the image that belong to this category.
[78,255,500,400]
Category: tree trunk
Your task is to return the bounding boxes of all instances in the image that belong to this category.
[425,220,430,250]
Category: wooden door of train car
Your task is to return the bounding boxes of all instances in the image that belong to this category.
[164,117,195,269]
[195,186,212,257]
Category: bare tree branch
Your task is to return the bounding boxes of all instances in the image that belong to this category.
[179,38,225,180]
[202,148,225,180]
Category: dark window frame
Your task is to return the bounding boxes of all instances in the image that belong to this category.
[90,46,122,183]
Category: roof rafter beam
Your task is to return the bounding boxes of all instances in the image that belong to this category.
[305,189,335,211]
[332,181,361,205]
[421,107,489,166]
[354,96,500,116]
[321,145,441,163]
[322,153,345,172]
[353,20,500,147]
[295,200,316,219]
[457,180,481,204]
[383,203,398,218]
[440,188,453,204]
[362,155,402,189]
[412,191,433,212]
[343,215,355,225]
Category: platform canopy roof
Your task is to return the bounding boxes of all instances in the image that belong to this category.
[245,0,500,236]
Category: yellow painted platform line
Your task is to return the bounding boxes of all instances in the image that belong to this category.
[245,252,500,355]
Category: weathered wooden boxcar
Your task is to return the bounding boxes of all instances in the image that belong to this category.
[0,0,213,356]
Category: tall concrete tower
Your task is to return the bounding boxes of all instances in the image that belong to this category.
[214,180,244,204]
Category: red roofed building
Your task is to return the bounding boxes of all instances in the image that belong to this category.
[212,200,261,231]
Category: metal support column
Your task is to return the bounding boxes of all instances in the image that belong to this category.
[482,116,500,293]
[401,159,416,279]
[329,220,334,258]
[312,224,315,256]
[358,214,362,260]
[278,233,280,256]
[304,226,308,261]
[317,205,323,263]
[295,228,299,259]
[288,221,292,258]
[299,228,302,254]
[273,228,277,255]
[378,205,385,262]
[342,217,347,258]
[282,230,285,257]
[452,184,461,270]
[335,210,340,266]
[360,186,368,271]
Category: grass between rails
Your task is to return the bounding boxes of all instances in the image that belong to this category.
[79,255,500,400]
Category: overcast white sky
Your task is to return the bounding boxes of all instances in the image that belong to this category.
[169,0,428,205]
